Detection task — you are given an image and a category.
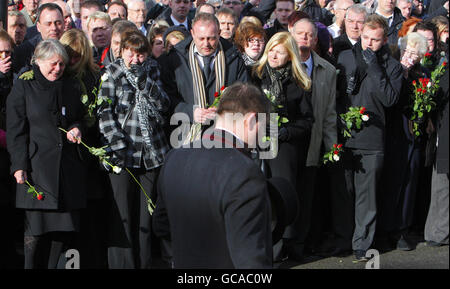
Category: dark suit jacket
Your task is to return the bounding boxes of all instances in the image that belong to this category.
[158,36,248,121]
[153,129,273,269]
[333,33,354,60]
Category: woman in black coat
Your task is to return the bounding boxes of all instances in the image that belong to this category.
[252,31,314,261]
[252,31,314,186]
[6,39,87,269]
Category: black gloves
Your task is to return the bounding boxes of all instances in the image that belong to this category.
[278,127,290,142]
[362,48,378,66]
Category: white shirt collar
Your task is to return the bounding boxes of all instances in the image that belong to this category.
[193,45,218,69]
[348,36,358,46]
[171,15,189,30]
[375,10,394,27]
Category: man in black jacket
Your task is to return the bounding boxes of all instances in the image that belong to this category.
[265,0,295,39]
[152,82,273,269]
[374,0,405,45]
[333,3,368,59]
[336,14,403,261]
[159,12,248,144]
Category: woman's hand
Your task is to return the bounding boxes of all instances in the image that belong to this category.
[14,170,27,184]
[194,107,217,124]
[67,127,82,144]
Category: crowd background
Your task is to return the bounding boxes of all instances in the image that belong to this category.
[0,0,448,269]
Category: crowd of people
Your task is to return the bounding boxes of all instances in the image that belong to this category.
[0,0,448,269]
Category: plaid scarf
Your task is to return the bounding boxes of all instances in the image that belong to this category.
[184,42,226,144]
[119,58,165,162]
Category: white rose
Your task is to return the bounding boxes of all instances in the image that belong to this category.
[113,166,122,174]
[361,114,369,122]
[101,74,108,82]
[427,82,432,88]
[333,154,340,161]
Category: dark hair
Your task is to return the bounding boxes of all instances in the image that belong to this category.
[216,7,238,25]
[120,30,150,55]
[36,3,63,23]
[108,1,128,18]
[276,0,295,7]
[217,82,271,118]
[81,0,103,11]
[413,20,438,47]
[287,10,310,28]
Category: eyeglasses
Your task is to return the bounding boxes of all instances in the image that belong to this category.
[223,1,242,6]
[173,0,191,4]
[248,38,265,44]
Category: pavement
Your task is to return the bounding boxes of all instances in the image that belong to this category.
[276,238,449,269]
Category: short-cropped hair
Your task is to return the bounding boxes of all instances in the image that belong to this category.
[217,82,271,119]
[192,12,220,31]
[363,14,389,38]
[87,11,112,29]
[36,3,63,23]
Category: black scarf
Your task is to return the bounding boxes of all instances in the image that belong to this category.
[32,64,66,128]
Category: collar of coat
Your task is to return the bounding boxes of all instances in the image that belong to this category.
[173,36,241,65]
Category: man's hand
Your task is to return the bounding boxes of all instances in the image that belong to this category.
[0,56,12,74]
[362,48,378,66]
[193,107,217,124]
[14,170,27,184]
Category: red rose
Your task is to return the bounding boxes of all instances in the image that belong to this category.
[417,88,422,93]
[337,144,343,148]
[444,62,448,67]
[214,92,219,98]
[334,150,339,155]
[221,86,225,91]
[360,107,366,114]
[37,194,44,201]
[412,80,416,86]
[425,52,432,57]
[423,89,427,94]
[333,144,337,148]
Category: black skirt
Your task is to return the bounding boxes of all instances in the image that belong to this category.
[24,209,81,237]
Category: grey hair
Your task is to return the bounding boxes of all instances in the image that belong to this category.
[400,32,428,57]
[345,4,369,19]
[207,0,222,5]
[397,0,413,5]
[8,10,26,18]
[31,39,69,65]
[87,11,112,29]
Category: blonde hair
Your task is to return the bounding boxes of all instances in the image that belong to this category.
[254,31,311,91]
[87,11,112,30]
[240,16,263,27]
[164,30,186,51]
[60,29,100,77]
[431,16,449,42]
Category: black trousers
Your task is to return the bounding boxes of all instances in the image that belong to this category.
[24,232,78,269]
[107,168,158,269]
[346,149,384,251]
[329,154,355,250]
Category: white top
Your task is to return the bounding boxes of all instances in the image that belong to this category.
[328,23,341,39]
[171,15,189,30]
[375,10,394,27]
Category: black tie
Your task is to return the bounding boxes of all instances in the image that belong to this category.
[203,56,212,80]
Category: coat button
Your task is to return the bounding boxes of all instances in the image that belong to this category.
[57,143,62,147]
